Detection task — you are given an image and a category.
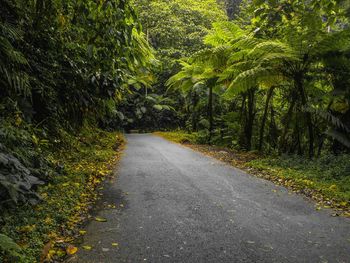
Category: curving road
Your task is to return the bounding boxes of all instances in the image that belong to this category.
[76,134,350,263]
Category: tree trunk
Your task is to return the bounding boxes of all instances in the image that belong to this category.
[317,135,325,157]
[279,91,297,152]
[244,88,256,150]
[269,105,278,149]
[191,91,199,132]
[295,119,302,155]
[258,87,274,151]
[208,85,213,143]
[296,75,314,158]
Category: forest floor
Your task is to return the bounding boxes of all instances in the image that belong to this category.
[154,131,350,217]
[73,134,350,262]
[0,129,125,262]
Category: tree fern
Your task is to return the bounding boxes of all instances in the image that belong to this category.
[0,20,30,97]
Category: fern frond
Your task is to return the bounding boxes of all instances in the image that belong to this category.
[225,66,272,96]
[305,107,350,132]
[204,22,244,46]
[326,129,350,148]
[313,29,350,55]
[232,36,262,50]
[248,40,296,59]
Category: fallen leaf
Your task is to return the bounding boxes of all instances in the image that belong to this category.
[66,245,78,255]
[102,248,110,252]
[331,213,339,217]
[40,241,52,263]
[79,230,87,235]
[111,243,119,247]
[94,217,107,222]
[82,245,92,250]
[329,184,337,191]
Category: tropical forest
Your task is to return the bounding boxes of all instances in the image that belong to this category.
[1,0,350,262]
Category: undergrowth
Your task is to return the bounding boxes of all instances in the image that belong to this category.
[248,155,350,204]
[0,128,124,262]
[153,131,199,144]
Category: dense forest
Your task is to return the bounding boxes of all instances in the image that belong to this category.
[1,0,350,261]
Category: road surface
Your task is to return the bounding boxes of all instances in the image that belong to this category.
[76,134,350,263]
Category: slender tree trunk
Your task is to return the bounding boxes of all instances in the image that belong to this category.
[244,88,256,150]
[295,119,302,155]
[238,93,247,148]
[269,105,278,149]
[258,87,274,151]
[208,85,213,143]
[296,75,314,158]
[191,91,199,132]
[279,91,297,152]
[317,135,325,157]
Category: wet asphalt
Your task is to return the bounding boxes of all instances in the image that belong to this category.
[76,134,350,263]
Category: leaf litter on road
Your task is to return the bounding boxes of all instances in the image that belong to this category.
[94,216,107,222]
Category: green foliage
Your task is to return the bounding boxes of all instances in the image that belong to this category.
[166,0,350,155]
[0,0,155,207]
[154,131,199,144]
[0,233,23,261]
[0,149,43,207]
[249,154,350,202]
[134,0,227,60]
[131,0,227,130]
[0,128,124,262]
[0,1,153,260]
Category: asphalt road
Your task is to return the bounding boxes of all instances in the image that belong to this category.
[76,134,350,263]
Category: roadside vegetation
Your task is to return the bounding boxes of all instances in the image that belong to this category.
[1,0,350,261]
[1,128,124,262]
[156,131,350,215]
[0,0,150,261]
[150,1,350,215]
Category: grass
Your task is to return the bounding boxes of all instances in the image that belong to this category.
[248,155,350,205]
[153,131,199,144]
[0,128,124,262]
[155,131,350,215]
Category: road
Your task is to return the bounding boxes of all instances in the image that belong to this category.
[76,134,350,263]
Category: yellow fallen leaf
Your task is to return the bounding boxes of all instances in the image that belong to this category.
[82,245,92,250]
[120,204,124,208]
[95,217,107,222]
[112,243,119,247]
[329,184,337,191]
[66,245,78,255]
[79,230,87,235]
